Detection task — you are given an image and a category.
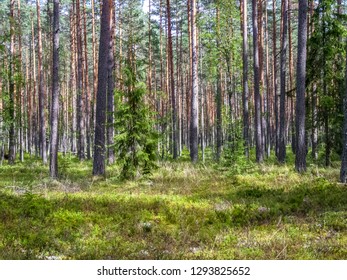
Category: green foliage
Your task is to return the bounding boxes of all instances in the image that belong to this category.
[307,0,347,157]
[198,0,241,83]
[114,63,158,180]
[222,117,254,175]
[1,160,347,259]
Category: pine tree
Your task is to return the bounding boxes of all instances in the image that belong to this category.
[295,0,308,173]
[93,0,112,176]
[190,0,199,163]
[50,0,60,178]
[252,0,263,163]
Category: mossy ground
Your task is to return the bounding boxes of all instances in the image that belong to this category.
[0,152,346,259]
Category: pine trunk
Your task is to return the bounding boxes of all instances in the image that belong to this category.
[216,7,222,161]
[93,0,112,176]
[17,0,24,162]
[241,0,249,158]
[166,0,178,159]
[76,0,85,160]
[36,0,47,164]
[83,0,91,159]
[8,0,16,165]
[295,0,307,173]
[278,0,288,163]
[252,0,263,163]
[190,0,198,163]
[50,0,60,178]
[107,2,115,165]
[340,41,347,182]
[273,0,279,157]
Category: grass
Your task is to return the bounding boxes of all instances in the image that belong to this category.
[0,153,346,259]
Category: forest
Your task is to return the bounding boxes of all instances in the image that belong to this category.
[0,0,346,260]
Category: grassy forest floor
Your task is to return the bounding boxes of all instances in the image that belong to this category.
[0,151,346,260]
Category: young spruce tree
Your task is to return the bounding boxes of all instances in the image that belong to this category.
[115,62,157,180]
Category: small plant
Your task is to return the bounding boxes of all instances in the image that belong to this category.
[222,120,254,175]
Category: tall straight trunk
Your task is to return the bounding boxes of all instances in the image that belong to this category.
[258,0,265,153]
[166,0,178,159]
[180,24,185,149]
[50,0,60,178]
[311,83,318,159]
[0,61,3,163]
[26,48,32,155]
[8,0,16,165]
[63,69,69,154]
[69,9,77,153]
[148,0,152,96]
[17,0,24,162]
[216,7,222,161]
[176,1,181,156]
[340,41,347,182]
[190,0,198,163]
[107,1,115,164]
[91,0,97,156]
[159,0,164,156]
[31,16,38,157]
[252,0,263,163]
[288,0,295,154]
[278,0,288,163]
[226,58,233,150]
[187,0,191,150]
[76,0,85,160]
[83,0,91,159]
[93,0,112,176]
[265,3,271,157]
[241,0,249,158]
[201,80,205,162]
[0,63,3,163]
[295,0,307,173]
[273,0,279,156]
[225,50,233,151]
[321,3,330,167]
[36,0,47,164]
[118,2,123,91]
[185,1,189,150]
[309,0,318,161]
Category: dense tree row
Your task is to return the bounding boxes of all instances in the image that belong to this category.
[0,0,347,180]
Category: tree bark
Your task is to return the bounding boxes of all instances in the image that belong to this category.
[295,0,307,173]
[69,8,77,154]
[273,0,279,157]
[265,3,271,158]
[91,0,97,157]
[216,7,222,161]
[166,0,178,159]
[93,0,112,176]
[107,1,115,164]
[76,0,85,160]
[8,0,16,165]
[31,16,39,157]
[340,41,347,182]
[241,0,249,158]
[288,0,295,154]
[36,0,47,164]
[190,0,199,163]
[278,0,288,163]
[252,0,263,163]
[17,0,24,162]
[50,0,60,178]
[83,0,91,159]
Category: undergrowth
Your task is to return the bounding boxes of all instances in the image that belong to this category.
[0,152,346,259]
